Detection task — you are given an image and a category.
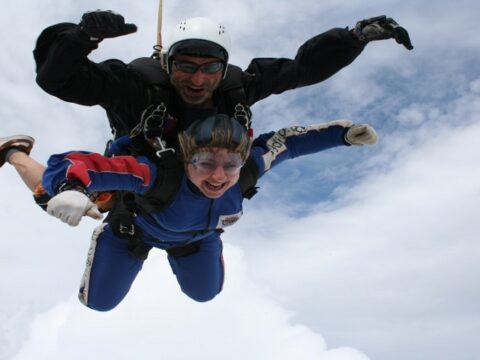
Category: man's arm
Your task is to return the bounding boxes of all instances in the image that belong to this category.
[242,28,365,104]
[243,15,412,104]
[34,12,142,108]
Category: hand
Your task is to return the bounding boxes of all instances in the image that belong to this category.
[345,124,378,145]
[79,10,137,40]
[353,15,413,50]
[46,190,103,227]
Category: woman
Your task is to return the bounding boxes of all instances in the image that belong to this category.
[0,114,377,311]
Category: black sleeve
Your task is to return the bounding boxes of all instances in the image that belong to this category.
[33,23,147,109]
[242,27,366,104]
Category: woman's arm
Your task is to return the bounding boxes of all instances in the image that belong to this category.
[250,119,377,174]
[42,151,157,196]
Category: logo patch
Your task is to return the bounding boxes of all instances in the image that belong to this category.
[217,211,243,228]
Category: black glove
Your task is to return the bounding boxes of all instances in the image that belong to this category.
[79,10,137,40]
[353,15,413,50]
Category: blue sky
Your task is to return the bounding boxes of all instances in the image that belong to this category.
[1,0,479,359]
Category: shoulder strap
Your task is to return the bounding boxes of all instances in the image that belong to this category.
[134,152,184,213]
[126,57,181,150]
[239,157,259,199]
[129,59,252,131]
[129,57,171,86]
[129,57,179,110]
[217,65,252,131]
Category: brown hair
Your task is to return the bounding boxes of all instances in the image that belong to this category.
[178,114,252,162]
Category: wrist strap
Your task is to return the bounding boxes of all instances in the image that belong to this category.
[56,180,89,195]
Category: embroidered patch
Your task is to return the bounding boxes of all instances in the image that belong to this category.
[217,211,243,228]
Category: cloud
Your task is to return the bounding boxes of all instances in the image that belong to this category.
[1,1,480,360]
[234,81,480,358]
[11,246,369,360]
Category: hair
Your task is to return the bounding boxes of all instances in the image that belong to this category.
[178,114,252,163]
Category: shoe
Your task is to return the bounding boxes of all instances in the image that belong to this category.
[0,135,35,168]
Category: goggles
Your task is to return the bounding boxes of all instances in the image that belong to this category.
[173,60,224,74]
[189,152,244,176]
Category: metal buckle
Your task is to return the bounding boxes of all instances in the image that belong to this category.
[234,103,252,130]
[119,224,135,236]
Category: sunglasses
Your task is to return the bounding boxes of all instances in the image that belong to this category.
[173,60,224,74]
[189,152,244,176]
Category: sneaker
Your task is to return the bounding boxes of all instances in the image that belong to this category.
[0,135,35,168]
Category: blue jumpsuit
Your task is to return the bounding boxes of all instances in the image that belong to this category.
[43,121,353,311]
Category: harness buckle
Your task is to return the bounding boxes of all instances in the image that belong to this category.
[119,223,135,236]
[152,136,175,158]
[233,103,252,131]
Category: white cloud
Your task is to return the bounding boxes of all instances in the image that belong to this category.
[236,93,480,358]
[1,0,480,360]
[11,247,369,360]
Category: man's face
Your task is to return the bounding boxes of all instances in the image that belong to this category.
[186,147,242,198]
[170,54,224,108]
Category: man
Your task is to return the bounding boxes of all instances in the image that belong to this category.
[30,11,412,228]
[1,115,378,311]
[34,11,412,156]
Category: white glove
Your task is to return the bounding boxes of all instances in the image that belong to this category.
[46,190,103,227]
[345,124,378,145]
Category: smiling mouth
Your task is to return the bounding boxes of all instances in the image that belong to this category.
[204,181,225,192]
[186,86,205,94]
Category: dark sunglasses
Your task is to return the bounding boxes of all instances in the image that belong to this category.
[173,60,224,74]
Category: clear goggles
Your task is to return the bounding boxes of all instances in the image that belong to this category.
[189,152,244,175]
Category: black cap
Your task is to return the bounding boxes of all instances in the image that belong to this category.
[169,39,228,63]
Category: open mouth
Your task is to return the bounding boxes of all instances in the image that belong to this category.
[204,181,226,192]
[186,86,205,95]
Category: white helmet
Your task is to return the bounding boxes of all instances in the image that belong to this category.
[166,17,231,74]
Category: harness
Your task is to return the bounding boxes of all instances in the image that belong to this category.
[104,57,257,260]
[127,57,252,134]
[105,151,259,261]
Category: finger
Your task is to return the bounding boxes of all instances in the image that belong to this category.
[121,23,138,35]
[394,27,414,50]
[86,206,104,220]
[67,215,81,227]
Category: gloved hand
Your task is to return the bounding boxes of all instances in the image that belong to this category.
[46,190,103,227]
[353,15,413,50]
[345,124,378,145]
[79,10,137,40]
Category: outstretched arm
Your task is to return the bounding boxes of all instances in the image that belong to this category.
[243,28,365,103]
[42,151,156,197]
[1,136,105,225]
[243,15,412,105]
[251,120,377,175]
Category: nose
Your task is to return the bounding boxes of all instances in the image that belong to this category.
[210,164,227,180]
[189,70,208,86]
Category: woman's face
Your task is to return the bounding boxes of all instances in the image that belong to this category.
[186,147,243,198]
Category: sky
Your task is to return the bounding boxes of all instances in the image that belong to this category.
[1,0,479,359]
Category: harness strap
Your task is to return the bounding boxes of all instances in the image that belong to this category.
[166,241,202,258]
[104,151,182,260]
[217,65,252,131]
[128,58,252,136]
[103,192,152,261]
[239,157,260,199]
